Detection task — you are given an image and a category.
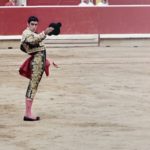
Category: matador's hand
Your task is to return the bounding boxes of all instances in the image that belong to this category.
[44,27,54,35]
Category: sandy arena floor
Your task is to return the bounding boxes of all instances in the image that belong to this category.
[1,46,150,150]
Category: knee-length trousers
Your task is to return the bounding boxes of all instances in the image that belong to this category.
[26,50,46,100]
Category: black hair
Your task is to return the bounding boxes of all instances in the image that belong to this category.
[28,16,39,24]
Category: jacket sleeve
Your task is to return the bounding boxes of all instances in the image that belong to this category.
[23,31,46,45]
[21,30,46,45]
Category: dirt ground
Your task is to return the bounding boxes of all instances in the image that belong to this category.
[1,45,150,150]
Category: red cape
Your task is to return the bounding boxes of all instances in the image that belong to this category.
[19,56,50,79]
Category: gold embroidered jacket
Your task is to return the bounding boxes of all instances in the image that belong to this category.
[20,28,46,54]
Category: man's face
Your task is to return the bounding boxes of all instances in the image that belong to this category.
[28,21,38,32]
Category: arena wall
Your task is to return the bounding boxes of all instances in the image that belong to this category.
[0,0,8,6]
[27,0,80,6]
[0,6,150,35]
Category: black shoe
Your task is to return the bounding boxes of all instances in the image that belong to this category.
[23,116,40,121]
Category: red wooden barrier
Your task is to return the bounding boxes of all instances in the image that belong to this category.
[0,0,9,6]
[0,6,150,35]
[27,0,80,5]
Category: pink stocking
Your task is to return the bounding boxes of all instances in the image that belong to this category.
[25,98,33,118]
[24,98,40,121]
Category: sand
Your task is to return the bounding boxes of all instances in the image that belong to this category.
[1,46,150,150]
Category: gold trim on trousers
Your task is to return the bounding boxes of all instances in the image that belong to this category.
[26,50,46,100]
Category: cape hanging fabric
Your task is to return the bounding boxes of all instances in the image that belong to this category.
[19,56,50,79]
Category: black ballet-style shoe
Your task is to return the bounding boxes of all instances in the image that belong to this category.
[23,116,40,121]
